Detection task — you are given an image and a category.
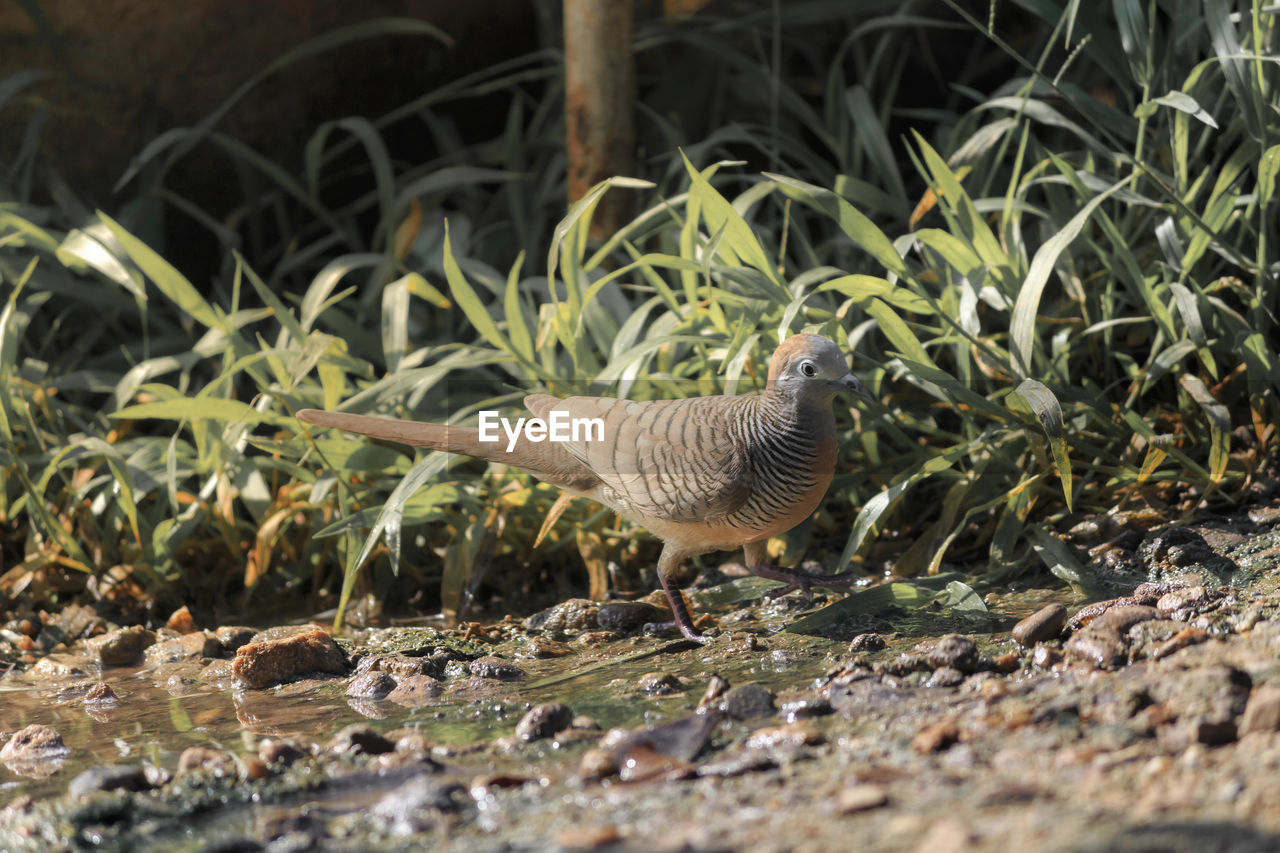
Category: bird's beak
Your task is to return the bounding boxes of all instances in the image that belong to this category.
[836,372,876,404]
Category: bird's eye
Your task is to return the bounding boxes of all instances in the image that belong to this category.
[799,360,818,377]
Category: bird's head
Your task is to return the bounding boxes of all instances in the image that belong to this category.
[768,334,875,404]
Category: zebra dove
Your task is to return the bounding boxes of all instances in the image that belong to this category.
[297,334,874,641]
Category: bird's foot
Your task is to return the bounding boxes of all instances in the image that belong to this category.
[747,564,859,602]
[644,619,708,643]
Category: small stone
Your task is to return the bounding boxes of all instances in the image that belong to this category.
[926,634,979,673]
[388,675,443,707]
[912,719,960,753]
[1011,604,1067,647]
[515,702,574,742]
[68,764,153,797]
[721,683,776,719]
[848,633,886,652]
[30,654,92,680]
[597,601,667,634]
[258,739,306,766]
[743,720,821,749]
[1032,644,1063,669]
[637,672,683,696]
[0,724,67,762]
[1248,506,1280,525]
[1240,685,1280,736]
[166,605,197,634]
[214,626,257,655]
[515,636,570,659]
[779,698,833,721]
[1156,586,1212,620]
[579,747,619,779]
[83,682,118,705]
[838,783,889,813]
[523,598,599,632]
[991,651,1021,674]
[346,671,396,700]
[176,746,238,778]
[232,628,348,689]
[144,632,221,665]
[468,656,525,681]
[926,667,965,688]
[697,674,730,710]
[554,825,624,850]
[87,626,156,666]
[571,716,600,730]
[330,724,394,755]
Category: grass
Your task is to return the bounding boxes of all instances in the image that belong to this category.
[0,1,1276,628]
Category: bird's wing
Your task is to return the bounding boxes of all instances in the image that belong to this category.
[524,394,753,523]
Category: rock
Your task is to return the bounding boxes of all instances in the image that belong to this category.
[232,628,348,689]
[912,719,960,753]
[358,653,439,679]
[743,720,821,749]
[143,632,221,665]
[598,712,720,764]
[721,683,776,719]
[30,653,93,679]
[514,636,570,659]
[515,702,574,742]
[597,601,667,633]
[926,634,979,673]
[83,682,118,705]
[1065,606,1160,670]
[779,697,833,721]
[258,739,306,766]
[848,633,886,652]
[87,625,156,665]
[697,674,730,711]
[1248,505,1280,525]
[166,605,197,634]
[1011,604,1067,647]
[579,747,619,779]
[176,746,239,778]
[387,675,443,707]
[371,776,466,834]
[1,724,68,762]
[1031,644,1062,668]
[637,671,683,695]
[1156,585,1216,620]
[522,599,599,632]
[214,626,257,655]
[1240,685,1280,736]
[330,724,394,755]
[838,783,889,814]
[347,671,396,699]
[926,667,965,688]
[68,764,153,797]
[468,656,524,681]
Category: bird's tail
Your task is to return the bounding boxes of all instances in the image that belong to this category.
[296,409,503,461]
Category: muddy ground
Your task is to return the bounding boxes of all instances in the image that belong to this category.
[4,491,1280,852]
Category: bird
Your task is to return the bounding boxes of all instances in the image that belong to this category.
[297,333,875,641]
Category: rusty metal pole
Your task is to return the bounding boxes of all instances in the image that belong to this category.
[563,0,635,240]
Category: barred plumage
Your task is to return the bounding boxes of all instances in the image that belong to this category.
[297,333,875,641]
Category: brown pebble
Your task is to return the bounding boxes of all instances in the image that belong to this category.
[515,702,574,742]
[1149,627,1209,660]
[241,757,270,781]
[258,739,306,766]
[698,674,730,710]
[991,651,1021,674]
[1032,644,1063,669]
[849,633,886,652]
[838,783,889,813]
[555,825,623,850]
[912,719,960,754]
[579,747,619,779]
[1156,586,1211,619]
[1011,604,1067,647]
[176,746,238,778]
[637,671,683,695]
[926,634,979,673]
[83,682,118,705]
[166,605,197,634]
[1240,685,1280,736]
[744,720,821,749]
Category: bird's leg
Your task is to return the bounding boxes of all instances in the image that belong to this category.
[742,541,859,602]
[650,545,705,642]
